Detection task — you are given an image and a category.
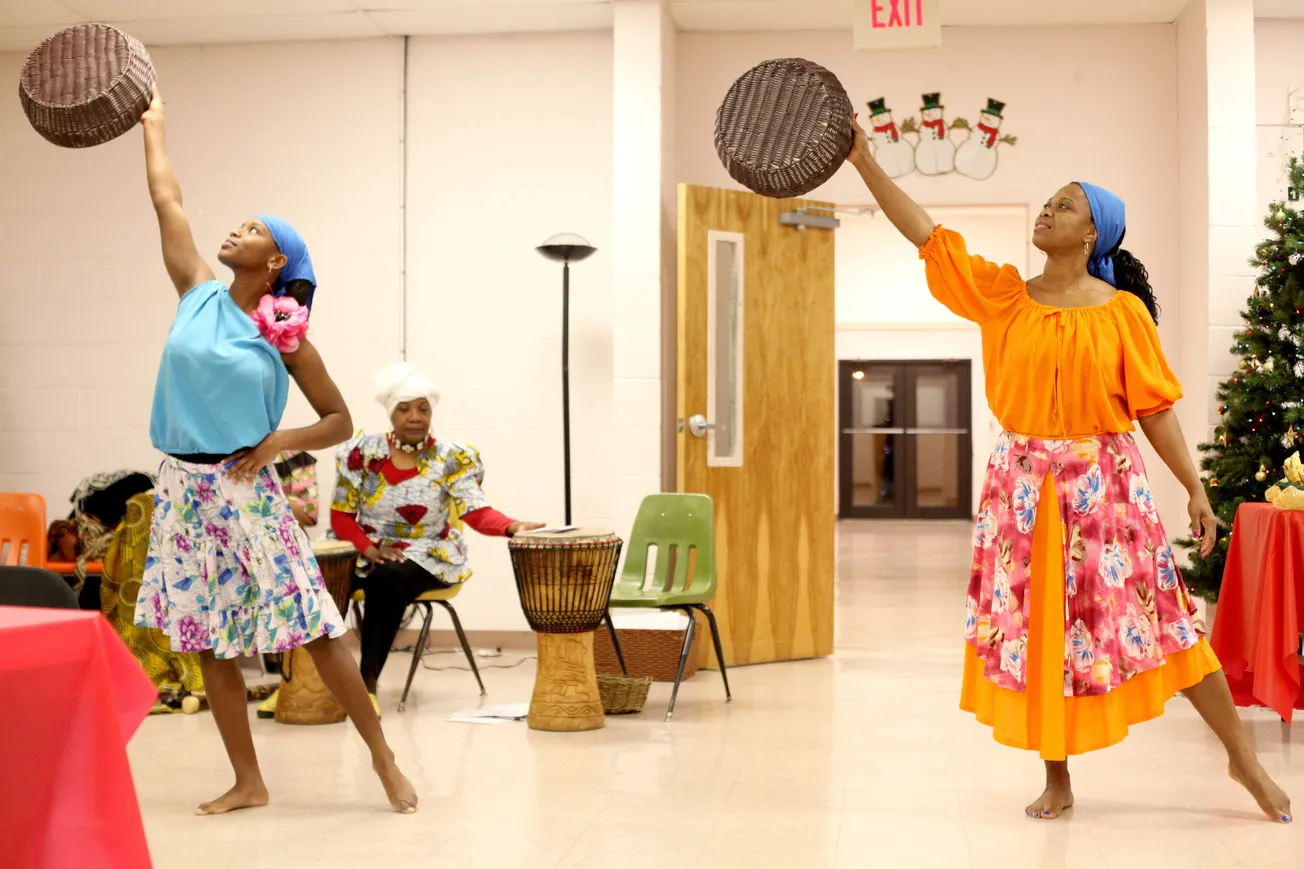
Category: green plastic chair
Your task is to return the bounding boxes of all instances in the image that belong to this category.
[602,493,732,721]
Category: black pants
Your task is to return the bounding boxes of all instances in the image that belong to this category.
[354,560,451,680]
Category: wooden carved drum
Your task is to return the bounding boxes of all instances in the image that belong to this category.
[509,530,623,732]
[274,539,357,726]
[313,538,359,617]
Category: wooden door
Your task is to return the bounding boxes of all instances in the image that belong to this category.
[677,184,835,667]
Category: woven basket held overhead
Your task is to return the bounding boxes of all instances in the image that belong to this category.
[20,24,155,149]
[714,58,854,199]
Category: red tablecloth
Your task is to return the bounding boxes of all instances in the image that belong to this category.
[0,607,156,869]
[1210,503,1304,723]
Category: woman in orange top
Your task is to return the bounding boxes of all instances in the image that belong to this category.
[846,117,1291,823]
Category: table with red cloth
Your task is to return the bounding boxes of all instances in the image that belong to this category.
[1209,502,1304,723]
[0,607,156,869]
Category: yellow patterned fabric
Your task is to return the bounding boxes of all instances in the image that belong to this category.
[101,491,204,711]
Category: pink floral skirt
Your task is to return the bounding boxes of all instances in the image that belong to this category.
[966,431,1203,699]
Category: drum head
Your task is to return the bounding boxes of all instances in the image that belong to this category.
[714,57,853,200]
[311,538,357,556]
[512,529,616,545]
[19,24,156,149]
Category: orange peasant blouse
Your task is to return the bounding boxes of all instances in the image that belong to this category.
[919,226,1182,439]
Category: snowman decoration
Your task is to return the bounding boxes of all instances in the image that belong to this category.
[913,92,954,176]
[954,98,1014,181]
[865,97,916,179]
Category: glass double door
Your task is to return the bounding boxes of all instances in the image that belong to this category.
[838,360,973,520]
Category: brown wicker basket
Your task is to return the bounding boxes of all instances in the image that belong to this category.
[597,674,652,715]
[20,24,156,149]
[714,57,853,199]
[594,619,701,682]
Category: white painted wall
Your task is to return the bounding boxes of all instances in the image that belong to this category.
[0,33,615,632]
[403,31,614,631]
[1256,18,1304,214]
[0,38,405,523]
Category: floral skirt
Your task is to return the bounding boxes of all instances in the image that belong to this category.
[958,431,1221,759]
[134,457,347,659]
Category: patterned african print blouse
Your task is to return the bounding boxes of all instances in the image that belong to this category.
[331,433,490,584]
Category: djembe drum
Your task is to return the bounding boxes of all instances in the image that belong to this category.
[274,539,357,725]
[509,530,623,732]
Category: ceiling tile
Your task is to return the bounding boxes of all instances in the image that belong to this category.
[97,11,385,46]
[670,0,847,31]
[0,0,83,28]
[0,24,77,52]
[357,0,605,9]
[61,0,358,21]
[1256,0,1304,17]
[370,4,612,35]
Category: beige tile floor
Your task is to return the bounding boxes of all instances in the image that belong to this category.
[130,521,1302,868]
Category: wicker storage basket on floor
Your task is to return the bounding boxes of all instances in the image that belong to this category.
[714,57,853,199]
[598,674,652,715]
[594,618,701,682]
[20,24,156,149]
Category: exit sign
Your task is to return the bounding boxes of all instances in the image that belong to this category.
[853,0,941,52]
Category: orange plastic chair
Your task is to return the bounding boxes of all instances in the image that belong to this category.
[0,493,47,567]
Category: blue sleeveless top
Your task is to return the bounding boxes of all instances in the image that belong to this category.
[149,281,289,455]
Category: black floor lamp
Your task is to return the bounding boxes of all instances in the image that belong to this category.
[536,234,596,526]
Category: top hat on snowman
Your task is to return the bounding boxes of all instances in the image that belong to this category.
[981,98,1005,119]
[868,97,892,116]
[921,93,943,110]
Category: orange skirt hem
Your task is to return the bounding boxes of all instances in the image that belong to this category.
[959,474,1222,760]
[960,639,1221,759]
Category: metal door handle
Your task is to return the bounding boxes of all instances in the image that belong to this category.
[907,428,969,435]
[841,428,905,434]
[688,414,714,438]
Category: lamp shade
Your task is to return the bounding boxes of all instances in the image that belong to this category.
[537,233,597,263]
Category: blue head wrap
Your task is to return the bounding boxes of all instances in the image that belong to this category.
[257,214,317,310]
[1074,182,1125,288]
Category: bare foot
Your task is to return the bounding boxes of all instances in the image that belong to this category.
[374,758,418,814]
[195,781,269,816]
[1229,755,1292,823]
[1027,763,1073,820]
[1026,782,1074,819]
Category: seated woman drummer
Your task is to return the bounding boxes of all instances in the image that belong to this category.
[330,362,543,697]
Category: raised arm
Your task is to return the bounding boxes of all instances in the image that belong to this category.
[141,86,214,296]
[847,115,935,248]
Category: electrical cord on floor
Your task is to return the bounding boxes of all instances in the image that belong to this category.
[388,645,537,671]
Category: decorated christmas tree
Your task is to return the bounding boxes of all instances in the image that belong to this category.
[1181,156,1304,600]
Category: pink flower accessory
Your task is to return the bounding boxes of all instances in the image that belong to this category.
[250,294,309,353]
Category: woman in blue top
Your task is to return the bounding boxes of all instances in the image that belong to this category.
[132,87,416,816]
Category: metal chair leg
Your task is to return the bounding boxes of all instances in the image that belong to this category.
[398,601,434,712]
[695,603,732,702]
[603,610,628,675]
[438,599,486,696]
[665,606,697,722]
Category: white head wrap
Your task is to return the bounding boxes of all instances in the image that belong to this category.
[373,362,441,417]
